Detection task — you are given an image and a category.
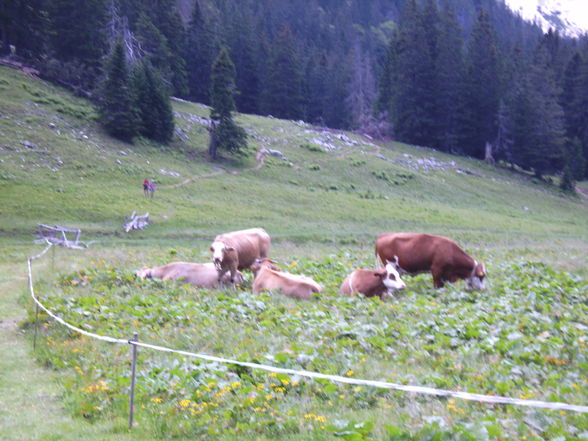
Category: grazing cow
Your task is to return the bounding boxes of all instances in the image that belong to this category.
[375,233,486,290]
[251,258,322,300]
[340,261,406,298]
[137,262,243,287]
[210,228,271,283]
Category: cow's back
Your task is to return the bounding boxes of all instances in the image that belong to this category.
[253,268,319,299]
[340,269,386,298]
[377,233,446,273]
[216,228,271,269]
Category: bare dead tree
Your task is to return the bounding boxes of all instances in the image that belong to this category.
[106,0,143,64]
[345,39,377,133]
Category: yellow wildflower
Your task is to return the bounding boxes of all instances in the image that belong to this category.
[151,397,163,403]
[179,399,191,408]
[345,370,354,376]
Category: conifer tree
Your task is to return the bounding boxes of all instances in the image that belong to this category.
[185,0,216,105]
[561,52,582,139]
[45,0,108,67]
[394,0,438,147]
[1,0,45,58]
[132,61,174,143]
[262,25,304,120]
[209,48,247,159]
[574,46,588,178]
[460,9,500,158]
[511,41,565,178]
[98,41,137,141]
[435,6,465,152]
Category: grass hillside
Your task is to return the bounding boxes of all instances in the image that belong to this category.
[1,65,587,250]
[1,66,588,441]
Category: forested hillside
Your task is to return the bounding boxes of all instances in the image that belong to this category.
[2,0,588,184]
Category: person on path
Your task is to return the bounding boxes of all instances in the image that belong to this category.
[143,178,150,197]
[149,180,156,198]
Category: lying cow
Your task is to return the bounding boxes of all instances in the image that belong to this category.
[340,261,406,298]
[375,233,486,290]
[251,258,322,300]
[210,228,271,283]
[137,262,243,288]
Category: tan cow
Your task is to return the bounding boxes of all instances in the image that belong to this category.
[251,258,322,300]
[340,261,406,298]
[210,228,271,283]
[137,262,243,288]
[375,233,486,290]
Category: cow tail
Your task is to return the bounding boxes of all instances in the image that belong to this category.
[374,246,382,269]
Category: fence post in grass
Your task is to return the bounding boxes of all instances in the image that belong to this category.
[33,303,40,350]
[128,332,138,430]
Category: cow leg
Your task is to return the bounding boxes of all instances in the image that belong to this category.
[431,268,445,288]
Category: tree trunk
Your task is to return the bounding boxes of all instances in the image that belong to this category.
[484,141,495,165]
[208,121,217,160]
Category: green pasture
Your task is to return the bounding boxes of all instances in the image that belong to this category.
[1,66,588,440]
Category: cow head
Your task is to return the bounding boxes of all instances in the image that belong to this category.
[250,258,280,275]
[136,267,152,279]
[466,261,486,291]
[220,270,244,285]
[210,241,236,271]
[381,260,406,291]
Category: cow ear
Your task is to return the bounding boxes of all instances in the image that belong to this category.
[374,272,383,278]
[225,246,235,252]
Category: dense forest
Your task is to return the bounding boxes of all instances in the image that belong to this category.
[1,0,588,184]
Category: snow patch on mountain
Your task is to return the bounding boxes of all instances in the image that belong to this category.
[503,0,588,37]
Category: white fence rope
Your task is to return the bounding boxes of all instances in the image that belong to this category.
[28,244,588,413]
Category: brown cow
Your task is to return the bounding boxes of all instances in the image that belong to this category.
[137,262,243,287]
[251,258,322,300]
[375,233,486,290]
[340,261,406,298]
[210,228,271,283]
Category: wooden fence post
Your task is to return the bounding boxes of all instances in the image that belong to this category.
[128,332,138,430]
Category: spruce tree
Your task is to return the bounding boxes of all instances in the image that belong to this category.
[1,0,45,58]
[460,9,500,158]
[435,6,465,152]
[98,41,137,141]
[185,0,216,105]
[511,41,565,178]
[394,0,438,147]
[209,48,247,159]
[262,25,304,120]
[574,46,588,178]
[46,0,108,67]
[132,61,174,143]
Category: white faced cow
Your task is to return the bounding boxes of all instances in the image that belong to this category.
[251,258,322,300]
[137,262,243,288]
[340,261,406,299]
[375,233,486,290]
[210,228,271,283]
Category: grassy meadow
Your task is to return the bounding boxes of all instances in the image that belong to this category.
[1,65,588,440]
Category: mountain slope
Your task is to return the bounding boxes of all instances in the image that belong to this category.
[1,65,587,248]
[503,0,588,37]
